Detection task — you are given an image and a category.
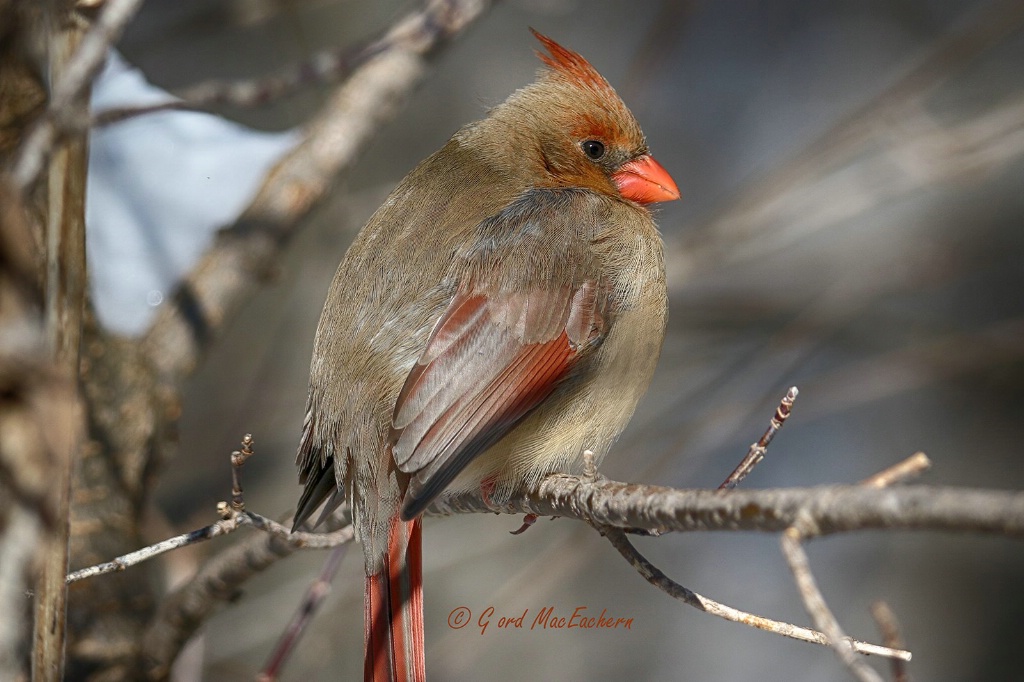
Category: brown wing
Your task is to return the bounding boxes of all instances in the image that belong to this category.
[393,280,606,519]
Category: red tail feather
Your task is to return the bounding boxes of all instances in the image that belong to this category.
[364,518,425,682]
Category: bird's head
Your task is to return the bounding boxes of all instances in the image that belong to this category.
[481,30,679,206]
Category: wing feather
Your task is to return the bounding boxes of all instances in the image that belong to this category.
[393,283,606,520]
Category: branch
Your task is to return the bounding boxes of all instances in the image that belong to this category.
[31,10,92,679]
[782,525,883,681]
[66,508,353,584]
[139,519,354,680]
[68,448,1021,675]
[719,386,798,490]
[860,452,931,489]
[434,478,1024,538]
[142,0,492,385]
[871,601,910,682]
[602,527,909,661]
[666,0,1024,286]
[602,401,912,668]
[258,545,350,682]
[780,453,932,681]
[62,430,355,679]
[10,0,146,192]
[90,11,415,127]
[67,430,353,586]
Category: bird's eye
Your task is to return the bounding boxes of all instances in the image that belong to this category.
[581,140,605,160]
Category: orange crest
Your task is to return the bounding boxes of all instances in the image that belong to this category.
[531,29,612,94]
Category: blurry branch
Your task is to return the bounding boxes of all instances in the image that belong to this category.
[5,0,490,676]
[91,0,466,127]
[646,313,1024,494]
[0,174,80,682]
[860,452,931,489]
[142,0,492,385]
[871,601,910,682]
[141,531,299,680]
[137,511,354,680]
[258,544,350,682]
[26,7,92,679]
[667,0,1024,287]
[798,317,1024,424]
[10,0,146,193]
[62,433,353,680]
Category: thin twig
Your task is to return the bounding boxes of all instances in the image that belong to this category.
[258,544,350,682]
[66,515,242,584]
[243,511,354,548]
[780,453,932,681]
[65,508,352,585]
[860,452,931,489]
[871,601,910,682]
[719,386,798,489]
[230,433,255,511]
[603,527,909,661]
[781,524,884,682]
[90,24,395,127]
[139,519,353,680]
[666,0,1024,284]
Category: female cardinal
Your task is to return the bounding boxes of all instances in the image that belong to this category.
[293,30,678,681]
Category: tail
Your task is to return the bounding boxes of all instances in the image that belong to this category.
[365,517,425,681]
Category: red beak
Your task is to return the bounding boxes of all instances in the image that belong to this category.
[612,155,680,205]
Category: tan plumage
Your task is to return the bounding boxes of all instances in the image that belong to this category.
[293,30,678,681]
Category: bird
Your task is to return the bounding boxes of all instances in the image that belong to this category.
[292,29,679,681]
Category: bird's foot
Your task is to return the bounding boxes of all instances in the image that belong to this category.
[509,514,539,535]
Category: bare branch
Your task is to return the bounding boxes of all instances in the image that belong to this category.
[780,525,883,682]
[604,527,909,661]
[860,452,931,489]
[871,601,910,682]
[666,0,1024,286]
[258,545,350,682]
[66,508,353,585]
[779,452,933,681]
[142,0,493,386]
[10,0,146,192]
[435,477,1024,538]
[719,386,798,490]
[66,456,1021,676]
[90,10,418,128]
[31,12,92,678]
[67,431,350,586]
[66,515,243,585]
[140,521,354,680]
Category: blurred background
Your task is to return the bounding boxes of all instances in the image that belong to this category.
[89,0,1024,679]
